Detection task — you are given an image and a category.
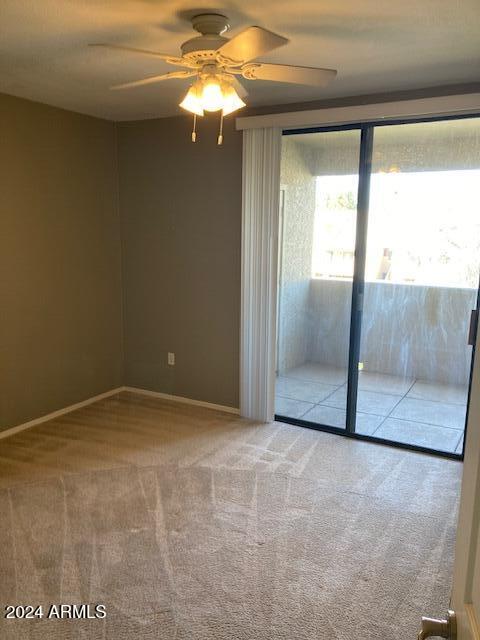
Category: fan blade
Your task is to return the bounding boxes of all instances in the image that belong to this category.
[217,26,288,64]
[111,70,196,90]
[228,76,248,98]
[241,63,337,86]
[90,43,188,67]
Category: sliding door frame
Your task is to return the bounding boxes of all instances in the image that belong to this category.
[275,111,480,461]
[346,126,374,434]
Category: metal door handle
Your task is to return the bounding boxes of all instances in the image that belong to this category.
[417,609,456,640]
[468,309,478,346]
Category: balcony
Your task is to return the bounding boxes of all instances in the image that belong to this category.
[276,277,470,453]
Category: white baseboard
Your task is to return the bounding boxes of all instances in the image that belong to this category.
[124,386,240,415]
[0,386,240,442]
[0,387,124,441]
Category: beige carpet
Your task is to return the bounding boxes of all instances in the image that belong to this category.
[0,391,462,639]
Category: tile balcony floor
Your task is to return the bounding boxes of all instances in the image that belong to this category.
[275,362,468,454]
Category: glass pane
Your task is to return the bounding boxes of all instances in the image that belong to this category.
[275,129,361,429]
[358,117,480,452]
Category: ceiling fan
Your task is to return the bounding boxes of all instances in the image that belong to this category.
[92,13,337,144]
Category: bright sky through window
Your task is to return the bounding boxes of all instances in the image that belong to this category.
[312,170,480,288]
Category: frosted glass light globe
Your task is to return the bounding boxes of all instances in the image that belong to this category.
[222,84,246,115]
[201,78,224,112]
[179,82,204,116]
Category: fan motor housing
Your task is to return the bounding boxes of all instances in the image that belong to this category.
[181,34,229,61]
[181,13,230,62]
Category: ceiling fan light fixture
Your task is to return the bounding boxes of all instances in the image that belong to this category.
[180,75,246,144]
[180,74,246,120]
[179,82,204,116]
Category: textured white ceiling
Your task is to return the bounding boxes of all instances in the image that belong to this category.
[1,0,479,121]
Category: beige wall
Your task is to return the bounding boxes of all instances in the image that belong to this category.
[117,115,242,408]
[0,93,123,431]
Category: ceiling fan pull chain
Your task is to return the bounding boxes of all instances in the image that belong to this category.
[191,113,197,142]
[217,113,224,145]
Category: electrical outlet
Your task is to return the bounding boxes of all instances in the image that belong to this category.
[168,352,175,366]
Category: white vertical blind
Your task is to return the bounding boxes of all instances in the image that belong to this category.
[240,127,282,421]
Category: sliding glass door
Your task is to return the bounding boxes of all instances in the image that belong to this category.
[275,116,480,457]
